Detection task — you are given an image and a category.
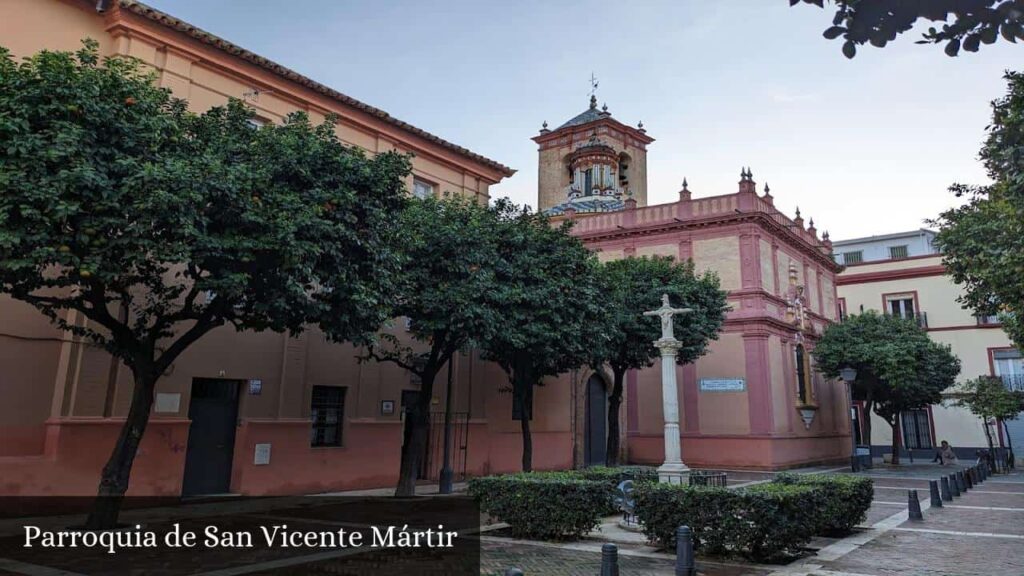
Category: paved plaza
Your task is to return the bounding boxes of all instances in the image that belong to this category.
[482,464,1024,576]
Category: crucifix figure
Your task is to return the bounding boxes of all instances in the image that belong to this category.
[643,294,693,484]
[644,293,692,341]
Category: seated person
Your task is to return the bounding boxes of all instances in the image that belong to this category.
[932,440,957,465]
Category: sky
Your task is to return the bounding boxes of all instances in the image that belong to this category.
[145,0,1023,241]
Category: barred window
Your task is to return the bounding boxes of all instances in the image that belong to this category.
[901,409,932,450]
[841,251,863,265]
[888,245,909,259]
[310,386,346,447]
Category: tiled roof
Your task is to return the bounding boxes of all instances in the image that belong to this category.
[557,107,606,130]
[117,1,515,177]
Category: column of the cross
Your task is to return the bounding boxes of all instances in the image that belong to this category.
[644,294,693,485]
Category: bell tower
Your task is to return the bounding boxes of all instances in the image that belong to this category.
[533,95,653,214]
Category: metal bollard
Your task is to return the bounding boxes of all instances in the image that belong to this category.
[908,490,923,521]
[940,476,952,501]
[505,569,524,576]
[956,470,967,493]
[676,525,696,576]
[929,480,942,507]
[950,474,961,497]
[601,543,619,576]
[965,468,974,489]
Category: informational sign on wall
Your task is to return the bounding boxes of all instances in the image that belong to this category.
[154,393,181,413]
[254,443,271,465]
[699,378,746,392]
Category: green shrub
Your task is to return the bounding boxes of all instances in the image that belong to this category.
[633,483,741,556]
[468,472,610,540]
[772,473,873,535]
[634,481,825,561]
[736,483,824,560]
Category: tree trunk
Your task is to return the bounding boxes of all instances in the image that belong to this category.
[889,418,901,465]
[1003,420,1015,470]
[511,353,535,472]
[520,412,532,472]
[395,368,437,497]
[861,396,874,446]
[982,416,997,473]
[605,368,625,467]
[85,367,157,530]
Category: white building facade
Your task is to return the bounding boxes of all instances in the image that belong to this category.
[834,230,1022,463]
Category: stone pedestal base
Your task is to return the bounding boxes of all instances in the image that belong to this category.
[657,462,691,485]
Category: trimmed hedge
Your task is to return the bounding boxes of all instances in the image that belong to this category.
[575,466,659,514]
[772,473,873,535]
[633,481,824,561]
[468,472,611,540]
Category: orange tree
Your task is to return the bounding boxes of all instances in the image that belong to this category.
[814,311,960,463]
[0,42,409,527]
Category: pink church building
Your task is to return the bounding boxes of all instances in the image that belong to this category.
[536,97,850,470]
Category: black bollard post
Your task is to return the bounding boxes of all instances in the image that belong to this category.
[676,525,696,576]
[908,490,923,521]
[965,468,974,489]
[505,569,524,576]
[929,480,943,508]
[956,470,967,493]
[979,463,986,481]
[601,543,619,576]
[950,474,961,497]
[940,476,952,501]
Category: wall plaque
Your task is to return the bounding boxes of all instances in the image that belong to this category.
[254,443,271,465]
[154,393,181,413]
[699,378,746,392]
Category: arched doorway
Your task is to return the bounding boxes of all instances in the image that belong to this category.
[584,374,608,466]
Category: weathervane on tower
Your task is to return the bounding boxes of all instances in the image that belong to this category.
[589,72,599,97]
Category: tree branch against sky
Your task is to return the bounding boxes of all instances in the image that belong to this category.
[0,41,409,528]
[792,0,1024,58]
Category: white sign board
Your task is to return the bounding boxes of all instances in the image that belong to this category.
[254,443,271,466]
[699,378,746,392]
[154,393,181,413]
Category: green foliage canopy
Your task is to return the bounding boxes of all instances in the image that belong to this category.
[0,41,410,371]
[0,40,409,526]
[596,256,728,374]
[934,71,1024,350]
[954,376,1024,422]
[813,311,960,456]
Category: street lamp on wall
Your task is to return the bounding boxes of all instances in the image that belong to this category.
[839,366,859,472]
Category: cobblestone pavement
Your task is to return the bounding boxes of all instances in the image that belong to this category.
[780,464,1024,576]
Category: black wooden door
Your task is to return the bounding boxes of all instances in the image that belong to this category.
[585,374,607,466]
[182,378,240,496]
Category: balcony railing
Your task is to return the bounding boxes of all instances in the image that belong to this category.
[1000,374,1024,392]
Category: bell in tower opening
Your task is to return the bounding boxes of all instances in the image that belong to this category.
[533,93,654,215]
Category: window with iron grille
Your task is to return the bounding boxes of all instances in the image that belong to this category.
[888,245,909,259]
[901,409,932,450]
[841,251,863,265]
[412,177,436,200]
[310,386,346,447]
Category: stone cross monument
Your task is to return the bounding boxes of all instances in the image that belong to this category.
[644,294,693,484]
